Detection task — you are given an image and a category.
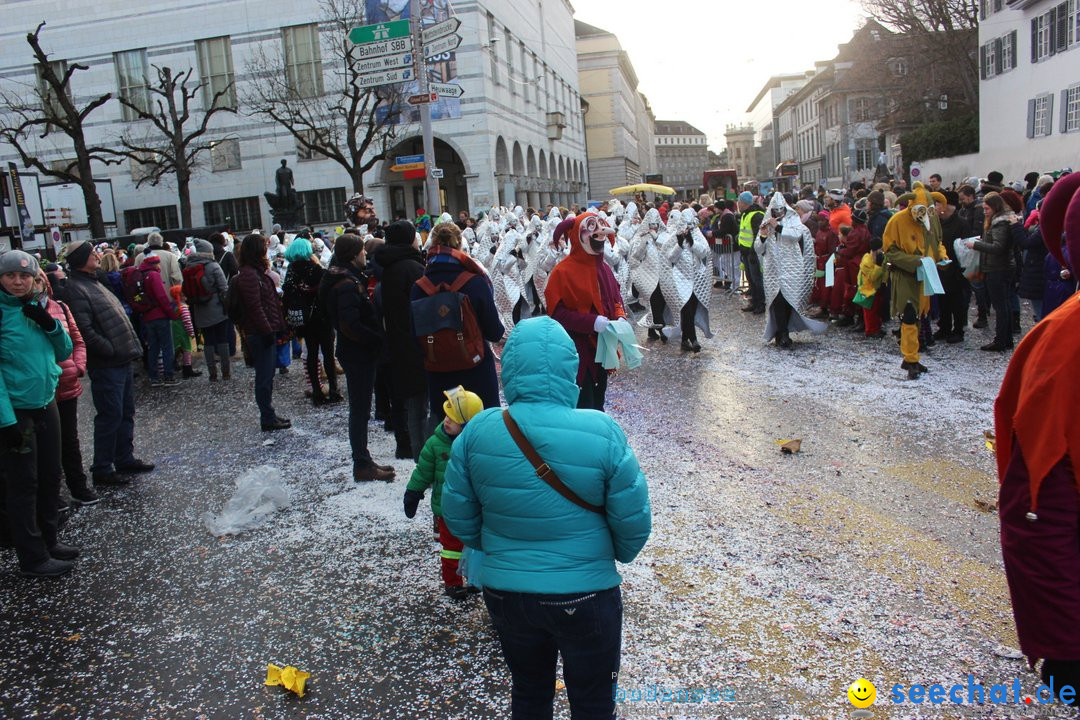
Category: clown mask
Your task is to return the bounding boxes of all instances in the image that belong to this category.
[910,204,931,231]
[578,214,615,255]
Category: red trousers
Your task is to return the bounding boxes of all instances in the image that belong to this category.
[436,516,464,587]
[863,293,883,335]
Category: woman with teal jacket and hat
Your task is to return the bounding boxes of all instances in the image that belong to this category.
[0,250,76,577]
[442,315,651,720]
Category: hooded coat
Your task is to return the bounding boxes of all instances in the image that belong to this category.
[629,208,664,300]
[754,193,827,341]
[184,253,229,329]
[373,242,426,398]
[0,290,72,428]
[441,316,651,594]
[881,183,948,316]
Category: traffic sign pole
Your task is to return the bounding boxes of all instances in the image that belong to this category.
[412,0,441,216]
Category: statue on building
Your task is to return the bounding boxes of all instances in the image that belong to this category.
[264,159,305,229]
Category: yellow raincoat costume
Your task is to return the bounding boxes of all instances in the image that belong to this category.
[881,182,947,377]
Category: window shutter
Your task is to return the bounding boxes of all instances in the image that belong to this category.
[1032,18,1040,62]
[1062,90,1071,132]
[1027,98,1036,138]
[980,44,988,79]
[1045,93,1055,135]
[980,0,987,20]
[1010,30,1018,69]
[1053,4,1069,55]
[994,38,1003,74]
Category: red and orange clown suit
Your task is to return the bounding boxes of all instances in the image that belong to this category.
[545,212,625,411]
[997,172,1080,702]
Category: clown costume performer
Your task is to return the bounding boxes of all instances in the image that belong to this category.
[881,182,948,379]
[545,212,625,411]
[997,172,1080,703]
[754,193,827,348]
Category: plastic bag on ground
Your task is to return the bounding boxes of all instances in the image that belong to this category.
[203,465,291,536]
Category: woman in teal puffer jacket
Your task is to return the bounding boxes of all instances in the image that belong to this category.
[0,250,76,578]
[442,315,651,720]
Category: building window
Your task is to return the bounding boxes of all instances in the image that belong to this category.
[296,129,327,161]
[298,188,346,224]
[1029,94,1054,137]
[35,60,69,119]
[204,196,260,229]
[282,24,323,99]
[855,138,877,170]
[196,36,236,109]
[850,97,872,122]
[1032,13,1052,61]
[520,42,527,101]
[983,39,998,78]
[889,58,908,77]
[124,205,179,233]
[1064,85,1080,132]
[1001,32,1016,72]
[210,138,241,171]
[115,49,150,121]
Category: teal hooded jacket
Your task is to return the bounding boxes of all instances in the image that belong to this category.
[442,315,651,593]
[0,291,73,428]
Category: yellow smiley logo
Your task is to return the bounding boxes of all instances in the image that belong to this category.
[848,678,876,708]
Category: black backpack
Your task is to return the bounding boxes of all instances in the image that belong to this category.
[225,274,245,326]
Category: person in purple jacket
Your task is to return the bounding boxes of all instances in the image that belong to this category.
[544,211,625,411]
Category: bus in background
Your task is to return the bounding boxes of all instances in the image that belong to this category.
[774,161,799,193]
[702,169,739,202]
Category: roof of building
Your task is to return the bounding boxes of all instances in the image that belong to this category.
[745,73,813,113]
[574,19,612,38]
[655,120,705,136]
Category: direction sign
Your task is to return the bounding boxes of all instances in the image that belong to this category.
[430,82,464,99]
[353,36,413,60]
[396,154,424,165]
[390,162,425,173]
[356,52,413,75]
[355,67,413,89]
[422,17,461,44]
[349,19,411,45]
[423,33,461,58]
[407,92,437,106]
[431,168,445,179]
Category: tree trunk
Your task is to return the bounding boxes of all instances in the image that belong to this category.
[176,152,193,228]
[351,166,365,194]
[73,138,105,238]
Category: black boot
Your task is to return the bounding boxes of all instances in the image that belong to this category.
[972,312,988,329]
[182,364,202,378]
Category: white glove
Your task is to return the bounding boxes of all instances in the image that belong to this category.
[593,315,610,334]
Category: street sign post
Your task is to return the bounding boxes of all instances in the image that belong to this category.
[356,52,413,74]
[353,37,413,60]
[429,82,464,99]
[355,67,413,89]
[349,19,411,45]
[423,33,461,58]
[411,0,441,215]
[421,17,461,44]
[407,92,437,106]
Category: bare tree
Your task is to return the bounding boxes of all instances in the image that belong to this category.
[242,0,410,193]
[862,0,979,110]
[0,22,119,238]
[106,65,236,227]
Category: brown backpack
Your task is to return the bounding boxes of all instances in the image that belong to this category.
[411,272,485,372]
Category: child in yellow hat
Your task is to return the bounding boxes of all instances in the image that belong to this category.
[403,386,484,600]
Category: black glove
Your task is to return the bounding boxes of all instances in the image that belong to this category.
[686,234,693,246]
[22,302,57,332]
[403,489,424,519]
[489,245,497,255]
[874,251,885,265]
[1,423,25,454]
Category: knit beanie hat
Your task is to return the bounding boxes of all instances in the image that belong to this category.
[738,191,753,205]
[193,238,214,254]
[385,219,416,246]
[0,249,41,276]
[64,240,93,270]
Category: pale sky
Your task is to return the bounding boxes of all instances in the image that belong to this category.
[571,0,869,152]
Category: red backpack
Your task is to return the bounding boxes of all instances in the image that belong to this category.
[181,263,212,303]
[121,266,155,314]
[411,271,485,372]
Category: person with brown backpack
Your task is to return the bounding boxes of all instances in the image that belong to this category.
[410,222,505,429]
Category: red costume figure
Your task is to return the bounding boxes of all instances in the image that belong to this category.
[545,212,625,411]
[997,171,1080,699]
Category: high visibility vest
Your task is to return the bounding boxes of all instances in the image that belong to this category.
[738,210,763,248]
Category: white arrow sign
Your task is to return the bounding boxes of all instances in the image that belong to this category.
[356,52,413,74]
[423,33,461,58]
[430,82,464,99]
[356,67,413,89]
[422,17,461,44]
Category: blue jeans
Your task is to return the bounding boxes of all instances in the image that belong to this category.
[483,586,622,720]
[246,334,278,425]
[144,318,175,380]
[88,365,136,475]
[341,358,375,470]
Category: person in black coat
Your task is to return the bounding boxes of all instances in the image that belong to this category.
[282,241,339,406]
[411,224,504,428]
[319,234,395,482]
[1017,217,1047,322]
[372,220,428,460]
